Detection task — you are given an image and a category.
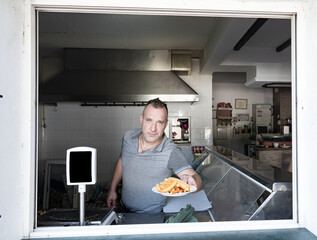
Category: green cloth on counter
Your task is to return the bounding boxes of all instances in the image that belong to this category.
[165,204,198,223]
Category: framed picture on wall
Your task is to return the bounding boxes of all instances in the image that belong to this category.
[237,114,249,121]
[235,99,248,109]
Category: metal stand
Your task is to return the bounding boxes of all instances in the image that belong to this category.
[100,211,119,225]
[78,185,86,226]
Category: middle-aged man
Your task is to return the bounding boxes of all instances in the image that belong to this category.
[107,98,202,213]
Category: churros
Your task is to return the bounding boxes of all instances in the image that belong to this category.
[155,177,192,194]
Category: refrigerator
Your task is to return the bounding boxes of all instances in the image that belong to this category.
[252,104,273,134]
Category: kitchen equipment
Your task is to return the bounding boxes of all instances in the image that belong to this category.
[169,117,191,143]
[40,49,199,104]
[252,104,273,134]
[273,142,279,148]
[37,208,116,226]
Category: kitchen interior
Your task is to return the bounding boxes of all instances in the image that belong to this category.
[37,12,292,226]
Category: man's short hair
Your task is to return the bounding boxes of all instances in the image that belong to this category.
[143,98,168,118]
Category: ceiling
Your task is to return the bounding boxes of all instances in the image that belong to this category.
[39,12,291,83]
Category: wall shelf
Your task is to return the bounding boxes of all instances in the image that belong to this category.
[216,109,232,118]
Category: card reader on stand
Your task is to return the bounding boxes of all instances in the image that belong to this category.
[66,146,118,226]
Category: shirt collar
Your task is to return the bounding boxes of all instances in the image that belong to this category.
[131,128,167,152]
[131,128,142,139]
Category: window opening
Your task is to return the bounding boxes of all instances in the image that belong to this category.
[36,9,294,232]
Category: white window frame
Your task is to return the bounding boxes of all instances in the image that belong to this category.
[30,5,298,238]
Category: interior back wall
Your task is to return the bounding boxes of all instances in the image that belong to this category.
[212,82,273,111]
[212,82,273,153]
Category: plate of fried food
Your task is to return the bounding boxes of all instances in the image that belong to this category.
[152,177,197,197]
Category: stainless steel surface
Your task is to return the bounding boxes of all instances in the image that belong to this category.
[118,212,165,224]
[79,192,85,226]
[40,70,199,103]
[171,54,191,74]
[40,49,199,103]
[273,182,292,191]
[37,208,113,226]
[100,211,119,225]
[249,190,292,220]
[252,104,273,134]
[65,49,171,71]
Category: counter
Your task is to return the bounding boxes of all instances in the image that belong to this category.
[38,189,213,226]
[255,146,292,171]
[38,145,292,226]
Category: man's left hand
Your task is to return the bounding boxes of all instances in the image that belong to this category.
[177,168,202,191]
[180,174,197,187]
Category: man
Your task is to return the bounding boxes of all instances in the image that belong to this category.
[106,98,202,213]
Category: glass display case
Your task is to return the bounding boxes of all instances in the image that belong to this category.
[192,146,292,221]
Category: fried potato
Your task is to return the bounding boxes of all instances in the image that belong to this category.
[155,177,192,194]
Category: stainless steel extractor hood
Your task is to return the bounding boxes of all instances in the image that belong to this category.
[39,49,199,104]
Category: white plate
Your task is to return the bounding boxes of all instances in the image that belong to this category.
[281,145,291,148]
[152,186,197,197]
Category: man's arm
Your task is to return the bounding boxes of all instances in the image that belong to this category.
[177,168,203,192]
[106,154,123,208]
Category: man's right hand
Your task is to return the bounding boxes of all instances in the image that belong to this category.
[106,190,118,208]
[107,154,122,208]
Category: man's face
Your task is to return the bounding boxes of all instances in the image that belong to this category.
[140,104,168,144]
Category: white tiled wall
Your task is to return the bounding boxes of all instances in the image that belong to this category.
[38,59,213,191]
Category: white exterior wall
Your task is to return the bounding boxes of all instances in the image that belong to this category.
[0,0,35,239]
[1,0,317,239]
[296,0,317,232]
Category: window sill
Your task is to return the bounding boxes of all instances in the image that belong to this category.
[29,220,299,238]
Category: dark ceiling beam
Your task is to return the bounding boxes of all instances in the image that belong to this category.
[233,18,268,51]
[276,38,291,52]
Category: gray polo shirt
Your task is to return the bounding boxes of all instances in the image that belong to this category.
[121,128,191,213]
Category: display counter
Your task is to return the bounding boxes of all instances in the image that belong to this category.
[192,146,292,221]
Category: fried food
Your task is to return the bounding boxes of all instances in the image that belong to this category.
[155,177,191,194]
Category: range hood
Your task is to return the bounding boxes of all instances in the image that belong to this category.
[40,49,199,104]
